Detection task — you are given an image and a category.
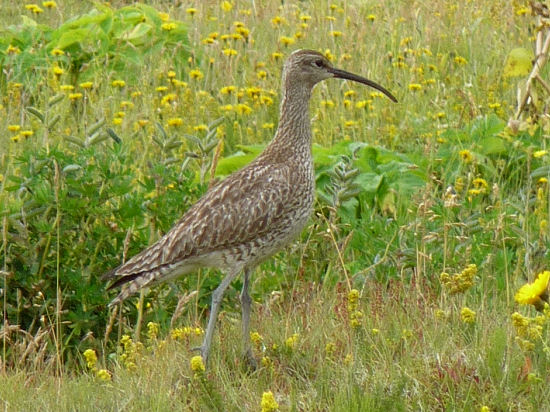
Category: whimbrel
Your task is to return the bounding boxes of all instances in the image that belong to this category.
[103,49,397,365]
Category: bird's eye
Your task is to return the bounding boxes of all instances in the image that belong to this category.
[313,59,324,68]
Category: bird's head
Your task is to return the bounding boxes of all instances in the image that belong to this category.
[283,49,397,102]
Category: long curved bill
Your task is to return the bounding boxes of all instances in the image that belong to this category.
[329,67,398,103]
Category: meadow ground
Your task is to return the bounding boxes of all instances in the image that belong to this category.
[1,1,550,411]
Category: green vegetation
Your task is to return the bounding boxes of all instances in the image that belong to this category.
[1,1,550,410]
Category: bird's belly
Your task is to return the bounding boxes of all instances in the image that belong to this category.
[239,206,312,269]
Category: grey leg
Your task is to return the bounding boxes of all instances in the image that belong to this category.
[240,268,256,368]
[200,268,240,365]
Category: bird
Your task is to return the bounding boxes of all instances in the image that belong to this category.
[103,49,397,366]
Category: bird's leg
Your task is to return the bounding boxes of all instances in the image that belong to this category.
[240,268,257,369]
[199,268,240,365]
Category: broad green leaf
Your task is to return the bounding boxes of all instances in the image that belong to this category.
[215,153,257,176]
[503,47,533,78]
[478,136,507,155]
[355,172,384,194]
[55,28,90,49]
[118,22,152,42]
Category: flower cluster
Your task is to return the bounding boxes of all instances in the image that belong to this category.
[347,289,364,329]
[511,311,546,351]
[171,326,204,341]
[440,264,477,294]
[190,355,205,374]
[260,391,279,412]
[119,335,144,370]
[460,307,476,324]
[82,349,111,381]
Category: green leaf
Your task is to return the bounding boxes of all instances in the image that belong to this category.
[118,22,152,42]
[55,28,91,49]
[355,173,384,194]
[26,106,44,122]
[503,47,533,78]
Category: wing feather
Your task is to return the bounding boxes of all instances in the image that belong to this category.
[103,163,293,284]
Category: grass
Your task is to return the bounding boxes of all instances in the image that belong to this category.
[1,0,550,411]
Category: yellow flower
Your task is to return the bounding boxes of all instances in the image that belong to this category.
[454,56,468,65]
[190,355,205,373]
[42,1,56,8]
[79,81,93,89]
[6,45,21,55]
[25,4,43,13]
[285,333,299,350]
[472,178,488,192]
[69,93,83,101]
[260,391,279,412]
[186,8,197,16]
[408,83,422,91]
[8,125,21,132]
[250,331,263,348]
[223,48,237,56]
[96,369,111,381]
[120,100,134,109]
[260,95,273,106]
[160,93,177,105]
[52,66,64,76]
[516,7,529,16]
[459,149,473,163]
[147,322,159,340]
[20,130,34,137]
[220,85,236,95]
[83,349,97,369]
[167,117,183,127]
[262,123,274,129]
[50,48,64,56]
[321,99,335,108]
[236,103,252,115]
[460,307,476,324]
[347,289,359,311]
[161,22,176,31]
[325,342,335,357]
[112,79,126,88]
[158,12,169,21]
[515,271,550,306]
[367,14,376,21]
[533,150,548,159]
[221,1,233,12]
[330,31,342,37]
[271,16,286,26]
[279,36,295,47]
[189,69,203,80]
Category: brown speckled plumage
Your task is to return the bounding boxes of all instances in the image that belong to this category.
[103,49,396,365]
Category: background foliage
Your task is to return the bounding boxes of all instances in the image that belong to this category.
[1,0,550,410]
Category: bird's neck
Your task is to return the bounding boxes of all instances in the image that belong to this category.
[264,83,313,161]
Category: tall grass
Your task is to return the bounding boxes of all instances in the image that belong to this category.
[1,0,549,410]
